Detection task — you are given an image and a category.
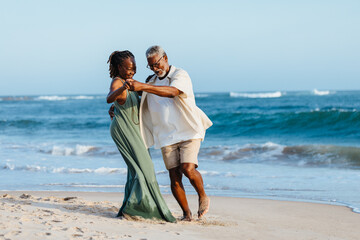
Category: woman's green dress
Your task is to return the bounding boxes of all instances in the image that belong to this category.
[110,90,176,223]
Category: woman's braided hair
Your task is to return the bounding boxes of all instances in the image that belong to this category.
[107,50,134,78]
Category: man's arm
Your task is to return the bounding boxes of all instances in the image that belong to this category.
[127,80,181,98]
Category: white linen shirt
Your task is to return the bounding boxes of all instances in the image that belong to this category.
[139,66,213,149]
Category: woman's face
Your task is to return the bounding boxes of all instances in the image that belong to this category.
[118,57,136,80]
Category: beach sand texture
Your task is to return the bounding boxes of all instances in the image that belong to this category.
[0,191,359,240]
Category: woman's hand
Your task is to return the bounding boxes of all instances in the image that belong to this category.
[123,80,131,90]
[108,104,115,120]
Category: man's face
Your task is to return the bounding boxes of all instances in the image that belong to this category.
[147,54,169,78]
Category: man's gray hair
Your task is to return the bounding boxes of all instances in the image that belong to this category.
[146,45,166,58]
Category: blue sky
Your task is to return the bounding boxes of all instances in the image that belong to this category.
[0,0,359,95]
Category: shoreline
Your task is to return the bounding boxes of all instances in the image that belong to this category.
[1,191,360,240]
[2,189,359,214]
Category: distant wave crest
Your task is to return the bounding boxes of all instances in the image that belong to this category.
[36,95,95,101]
[36,96,68,101]
[313,89,331,96]
[195,94,209,98]
[0,95,97,101]
[230,91,282,98]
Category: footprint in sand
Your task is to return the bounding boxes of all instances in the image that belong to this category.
[4,230,22,238]
[71,234,83,238]
[19,194,31,199]
[42,209,54,214]
[75,227,84,233]
[35,232,53,237]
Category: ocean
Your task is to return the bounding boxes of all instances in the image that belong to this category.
[1,90,360,213]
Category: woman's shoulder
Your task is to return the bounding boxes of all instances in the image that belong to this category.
[110,77,125,90]
[112,77,124,82]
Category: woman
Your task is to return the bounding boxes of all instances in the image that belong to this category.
[107,50,176,222]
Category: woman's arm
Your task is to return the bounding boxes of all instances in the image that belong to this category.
[106,78,129,104]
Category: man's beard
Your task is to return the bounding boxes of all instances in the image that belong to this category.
[156,69,166,78]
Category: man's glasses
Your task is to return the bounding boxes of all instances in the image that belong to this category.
[146,56,163,69]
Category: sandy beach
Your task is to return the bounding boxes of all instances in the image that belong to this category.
[0,191,359,240]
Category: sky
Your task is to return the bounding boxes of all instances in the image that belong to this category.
[0,0,359,95]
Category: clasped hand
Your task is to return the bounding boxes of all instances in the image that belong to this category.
[123,79,141,91]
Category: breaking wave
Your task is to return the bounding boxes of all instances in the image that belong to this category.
[42,144,99,156]
[200,142,360,169]
[230,91,282,98]
[313,89,331,96]
[0,162,239,177]
[1,164,128,174]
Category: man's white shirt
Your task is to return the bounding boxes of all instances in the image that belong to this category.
[147,76,202,149]
[139,66,213,149]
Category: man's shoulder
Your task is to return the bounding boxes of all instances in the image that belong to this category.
[145,74,155,83]
[170,66,190,79]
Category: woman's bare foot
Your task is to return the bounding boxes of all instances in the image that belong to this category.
[198,196,210,218]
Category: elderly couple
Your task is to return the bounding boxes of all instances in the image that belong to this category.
[106,46,212,222]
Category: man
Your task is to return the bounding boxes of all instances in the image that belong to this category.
[113,46,212,220]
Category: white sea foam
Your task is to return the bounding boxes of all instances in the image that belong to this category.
[3,163,47,172]
[35,95,95,101]
[195,94,209,98]
[230,91,282,98]
[351,206,360,214]
[52,167,93,174]
[72,95,94,100]
[50,144,97,156]
[313,89,331,96]
[311,107,357,112]
[94,167,127,174]
[1,162,241,179]
[156,170,168,175]
[52,167,127,174]
[69,184,125,188]
[36,96,68,101]
[2,163,128,175]
[198,170,220,176]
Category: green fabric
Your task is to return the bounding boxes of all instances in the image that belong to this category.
[110,90,176,223]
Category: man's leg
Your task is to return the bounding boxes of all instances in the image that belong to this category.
[181,163,210,218]
[169,166,192,221]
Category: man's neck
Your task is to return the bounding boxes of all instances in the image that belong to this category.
[159,65,172,80]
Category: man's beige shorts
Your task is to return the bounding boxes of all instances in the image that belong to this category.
[161,139,201,170]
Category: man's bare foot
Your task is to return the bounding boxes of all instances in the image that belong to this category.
[181,212,192,221]
[198,196,210,218]
[180,216,192,221]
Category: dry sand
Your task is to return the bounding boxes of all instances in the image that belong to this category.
[0,191,359,240]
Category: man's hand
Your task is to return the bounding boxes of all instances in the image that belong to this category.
[108,104,115,120]
[125,79,142,91]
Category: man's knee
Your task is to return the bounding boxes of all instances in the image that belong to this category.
[181,163,196,177]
